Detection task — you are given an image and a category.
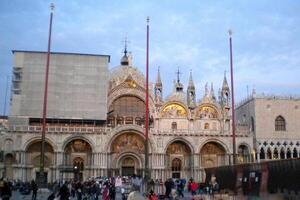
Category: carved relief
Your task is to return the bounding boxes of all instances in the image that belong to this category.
[196,106,218,119]
[65,140,92,153]
[161,104,187,118]
[167,141,191,154]
[201,142,225,155]
[112,133,144,154]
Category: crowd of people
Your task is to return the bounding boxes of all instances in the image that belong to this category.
[0,174,220,200]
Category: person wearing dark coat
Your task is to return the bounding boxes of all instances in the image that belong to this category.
[31,180,38,200]
[1,181,12,200]
[57,184,70,200]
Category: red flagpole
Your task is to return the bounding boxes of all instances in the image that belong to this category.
[39,3,54,185]
[229,30,237,164]
[145,17,150,185]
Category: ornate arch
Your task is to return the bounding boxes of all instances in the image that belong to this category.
[62,135,96,153]
[197,139,229,154]
[107,129,153,154]
[160,102,189,119]
[113,152,143,169]
[164,137,194,154]
[194,103,220,119]
[22,136,57,152]
[107,88,156,115]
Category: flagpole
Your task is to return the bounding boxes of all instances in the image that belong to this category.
[39,3,54,187]
[144,16,150,190]
[229,29,237,164]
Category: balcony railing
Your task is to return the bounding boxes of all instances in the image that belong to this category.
[8,125,108,134]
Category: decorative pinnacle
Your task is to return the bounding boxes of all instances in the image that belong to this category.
[123,35,129,55]
[228,29,233,37]
[50,3,55,11]
[147,16,150,24]
[176,67,181,83]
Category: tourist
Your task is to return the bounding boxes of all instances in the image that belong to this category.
[0,181,12,200]
[127,185,146,200]
[57,183,70,200]
[31,180,38,200]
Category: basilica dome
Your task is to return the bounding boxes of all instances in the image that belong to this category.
[166,90,187,104]
[109,65,145,90]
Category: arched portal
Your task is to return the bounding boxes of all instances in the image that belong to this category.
[118,156,141,177]
[25,140,54,182]
[63,139,92,181]
[166,141,192,179]
[200,142,226,168]
[110,132,145,176]
[237,145,250,163]
[4,154,15,180]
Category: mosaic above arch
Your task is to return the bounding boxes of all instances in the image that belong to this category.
[111,133,144,154]
[195,105,218,119]
[161,103,187,118]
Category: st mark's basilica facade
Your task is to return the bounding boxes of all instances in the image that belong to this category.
[0,48,263,183]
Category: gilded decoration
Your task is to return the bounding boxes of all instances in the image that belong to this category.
[122,157,135,166]
[167,142,191,154]
[196,106,218,119]
[65,140,92,153]
[161,103,187,118]
[112,133,144,154]
[201,143,225,155]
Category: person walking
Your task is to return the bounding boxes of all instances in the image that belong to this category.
[31,180,38,200]
[0,181,12,200]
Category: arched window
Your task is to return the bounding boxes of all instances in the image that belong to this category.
[275,116,286,131]
[204,123,209,130]
[250,117,255,132]
[267,148,272,159]
[293,148,298,158]
[260,148,265,159]
[280,148,285,159]
[286,148,291,159]
[172,122,177,130]
[273,148,279,159]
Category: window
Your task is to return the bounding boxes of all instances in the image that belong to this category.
[171,122,177,130]
[204,123,209,130]
[275,116,286,131]
[250,117,255,132]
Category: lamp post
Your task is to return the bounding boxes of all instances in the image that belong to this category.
[229,29,237,164]
[144,16,150,190]
[39,3,54,187]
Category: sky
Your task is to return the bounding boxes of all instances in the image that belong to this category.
[0,0,300,115]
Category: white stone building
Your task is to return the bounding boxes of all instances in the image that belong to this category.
[236,94,300,161]
[0,49,258,182]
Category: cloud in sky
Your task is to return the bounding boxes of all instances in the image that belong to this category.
[0,0,300,114]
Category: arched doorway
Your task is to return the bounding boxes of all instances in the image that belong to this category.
[119,156,141,176]
[238,145,250,163]
[200,142,226,168]
[166,141,192,179]
[4,154,15,180]
[63,139,92,181]
[25,140,54,182]
[111,132,145,176]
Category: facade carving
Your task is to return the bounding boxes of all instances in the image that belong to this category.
[2,50,298,183]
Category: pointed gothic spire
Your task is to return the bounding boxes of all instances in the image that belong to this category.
[211,82,216,100]
[155,67,162,86]
[222,70,229,90]
[205,82,209,96]
[188,70,195,89]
